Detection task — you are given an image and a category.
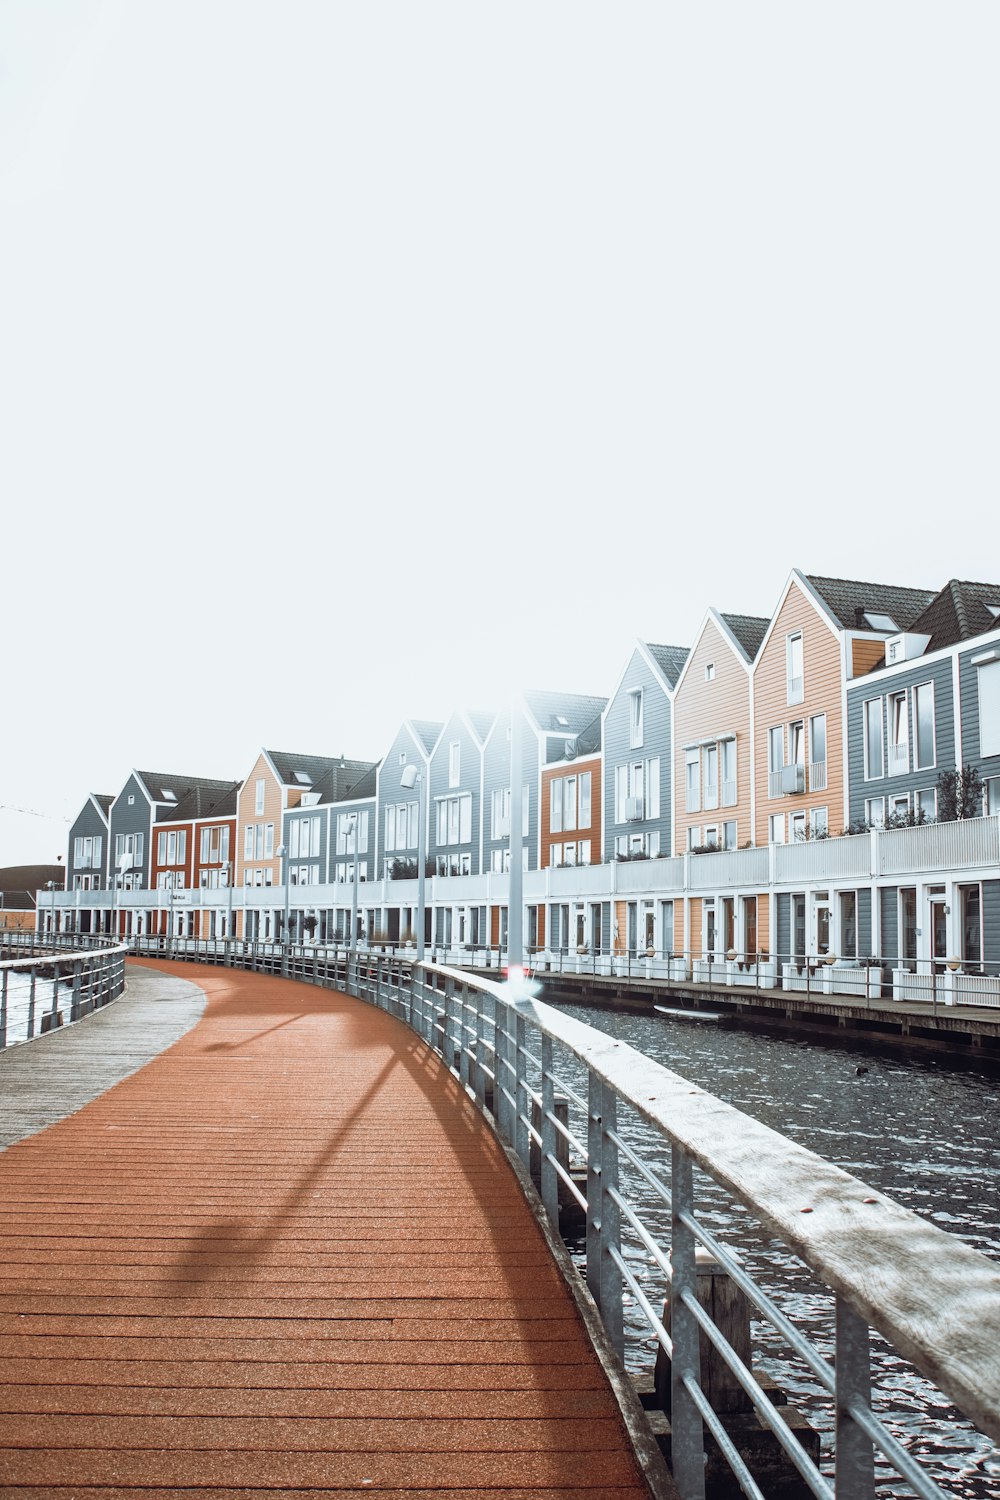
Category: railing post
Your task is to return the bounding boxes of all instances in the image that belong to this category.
[443,975,455,1066]
[0,968,7,1049]
[28,969,36,1040]
[835,1296,876,1500]
[587,1073,623,1358]
[71,960,83,1022]
[540,1033,558,1223]
[458,986,471,1089]
[474,991,487,1109]
[514,1010,529,1166]
[497,1000,513,1144]
[670,1142,706,1500]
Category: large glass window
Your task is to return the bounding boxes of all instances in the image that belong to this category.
[436,794,472,846]
[721,740,737,806]
[913,682,935,769]
[629,689,644,748]
[888,691,909,775]
[960,884,982,968]
[978,660,1000,758]
[448,741,461,788]
[704,744,719,809]
[685,751,701,813]
[839,891,857,959]
[787,632,804,704]
[865,699,884,779]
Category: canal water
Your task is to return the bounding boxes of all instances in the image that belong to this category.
[558,998,1000,1499]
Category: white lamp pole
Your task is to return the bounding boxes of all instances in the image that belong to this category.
[400,764,425,961]
[277,844,289,970]
[508,698,524,976]
[349,813,360,955]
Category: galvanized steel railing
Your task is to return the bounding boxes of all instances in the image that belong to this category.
[126,936,1000,1499]
[0,940,128,1049]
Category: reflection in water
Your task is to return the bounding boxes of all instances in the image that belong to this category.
[558,1000,1000,1498]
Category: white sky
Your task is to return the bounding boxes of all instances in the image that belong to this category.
[2,2,998,868]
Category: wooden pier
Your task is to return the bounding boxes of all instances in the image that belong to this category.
[0,959,659,1497]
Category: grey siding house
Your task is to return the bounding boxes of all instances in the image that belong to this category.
[428,709,494,876]
[66,794,112,891]
[109,770,239,892]
[376,720,442,880]
[602,641,688,864]
[481,691,606,874]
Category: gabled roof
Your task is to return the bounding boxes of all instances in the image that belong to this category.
[162,781,240,823]
[134,772,237,810]
[409,720,444,755]
[262,750,377,800]
[93,794,113,818]
[523,690,608,737]
[907,579,1000,654]
[645,643,690,688]
[342,764,377,800]
[805,575,936,633]
[719,613,770,664]
[465,710,496,744]
[574,711,603,758]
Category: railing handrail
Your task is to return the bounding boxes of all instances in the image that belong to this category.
[424,958,1000,1446]
[0,941,128,971]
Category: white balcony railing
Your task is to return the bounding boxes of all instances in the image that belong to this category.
[887,744,910,776]
[808,759,827,792]
[721,780,737,806]
[775,832,871,882]
[879,816,1000,877]
[688,846,769,890]
[768,769,783,798]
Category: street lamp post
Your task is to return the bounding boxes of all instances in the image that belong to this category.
[277,844,289,973]
[400,764,425,962]
[508,699,524,978]
[44,881,59,945]
[349,814,360,959]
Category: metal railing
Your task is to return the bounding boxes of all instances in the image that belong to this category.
[133,939,1000,1499]
[0,939,128,1049]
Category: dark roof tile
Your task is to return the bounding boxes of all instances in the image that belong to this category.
[645,643,690,688]
[719,613,770,663]
[805,575,936,632]
[908,579,1000,653]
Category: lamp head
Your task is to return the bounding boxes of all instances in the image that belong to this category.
[400,763,419,790]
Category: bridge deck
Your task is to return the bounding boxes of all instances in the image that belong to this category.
[0,959,650,1498]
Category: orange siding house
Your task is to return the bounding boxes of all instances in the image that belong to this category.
[540,755,602,870]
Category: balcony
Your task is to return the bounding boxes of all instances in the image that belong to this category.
[808,760,827,792]
[887,744,910,776]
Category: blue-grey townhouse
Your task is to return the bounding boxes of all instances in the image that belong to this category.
[67,794,113,897]
[281,758,379,943]
[427,709,495,879]
[846,578,1000,982]
[481,691,607,876]
[602,641,689,863]
[375,720,443,882]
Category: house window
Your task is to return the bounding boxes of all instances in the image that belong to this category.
[985,777,1000,816]
[289,815,321,860]
[114,832,144,868]
[705,662,715,682]
[629,689,644,748]
[839,891,858,959]
[900,888,918,963]
[722,820,738,850]
[74,835,103,870]
[245,823,275,860]
[436,794,472,845]
[768,727,784,797]
[888,793,910,822]
[385,801,418,851]
[615,759,659,822]
[335,861,367,883]
[550,773,590,834]
[888,691,909,776]
[337,811,368,855]
[865,798,885,828]
[916,787,937,822]
[978,659,1000,758]
[200,826,230,865]
[864,699,884,779]
[786,632,804,704]
[960,884,983,968]
[703,824,720,850]
[768,813,785,844]
[687,826,702,851]
[448,741,461,788]
[810,807,828,838]
[685,751,701,813]
[255,779,266,815]
[436,850,472,877]
[721,740,737,806]
[156,830,187,866]
[809,715,827,791]
[909,683,936,769]
[790,812,806,842]
[616,831,659,858]
[703,744,719,810]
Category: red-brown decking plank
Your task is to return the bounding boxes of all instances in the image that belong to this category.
[0,959,649,1497]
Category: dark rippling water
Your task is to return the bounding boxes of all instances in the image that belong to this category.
[556,998,1000,1499]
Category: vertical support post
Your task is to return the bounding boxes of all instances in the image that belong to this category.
[540,1034,558,1223]
[508,697,523,973]
[444,975,456,1068]
[28,969,36,1040]
[835,1296,876,1500]
[514,1011,529,1166]
[71,960,83,1022]
[474,993,487,1108]
[587,1073,623,1358]
[1,967,7,1049]
[458,986,471,1088]
[497,1000,513,1143]
[670,1143,706,1500]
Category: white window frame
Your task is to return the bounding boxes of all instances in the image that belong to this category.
[448,741,461,788]
[255,778,266,815]
[628,688,644,749]
[978,658,1000,758]
[864,699,884,780]
[913,681,936,770]
[786,631,804,705]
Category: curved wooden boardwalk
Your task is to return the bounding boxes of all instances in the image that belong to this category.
[0,958,651,1498]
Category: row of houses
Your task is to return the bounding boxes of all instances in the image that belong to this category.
[51,569,1000,992]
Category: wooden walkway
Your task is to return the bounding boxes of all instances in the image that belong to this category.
[0,958,653,1498]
